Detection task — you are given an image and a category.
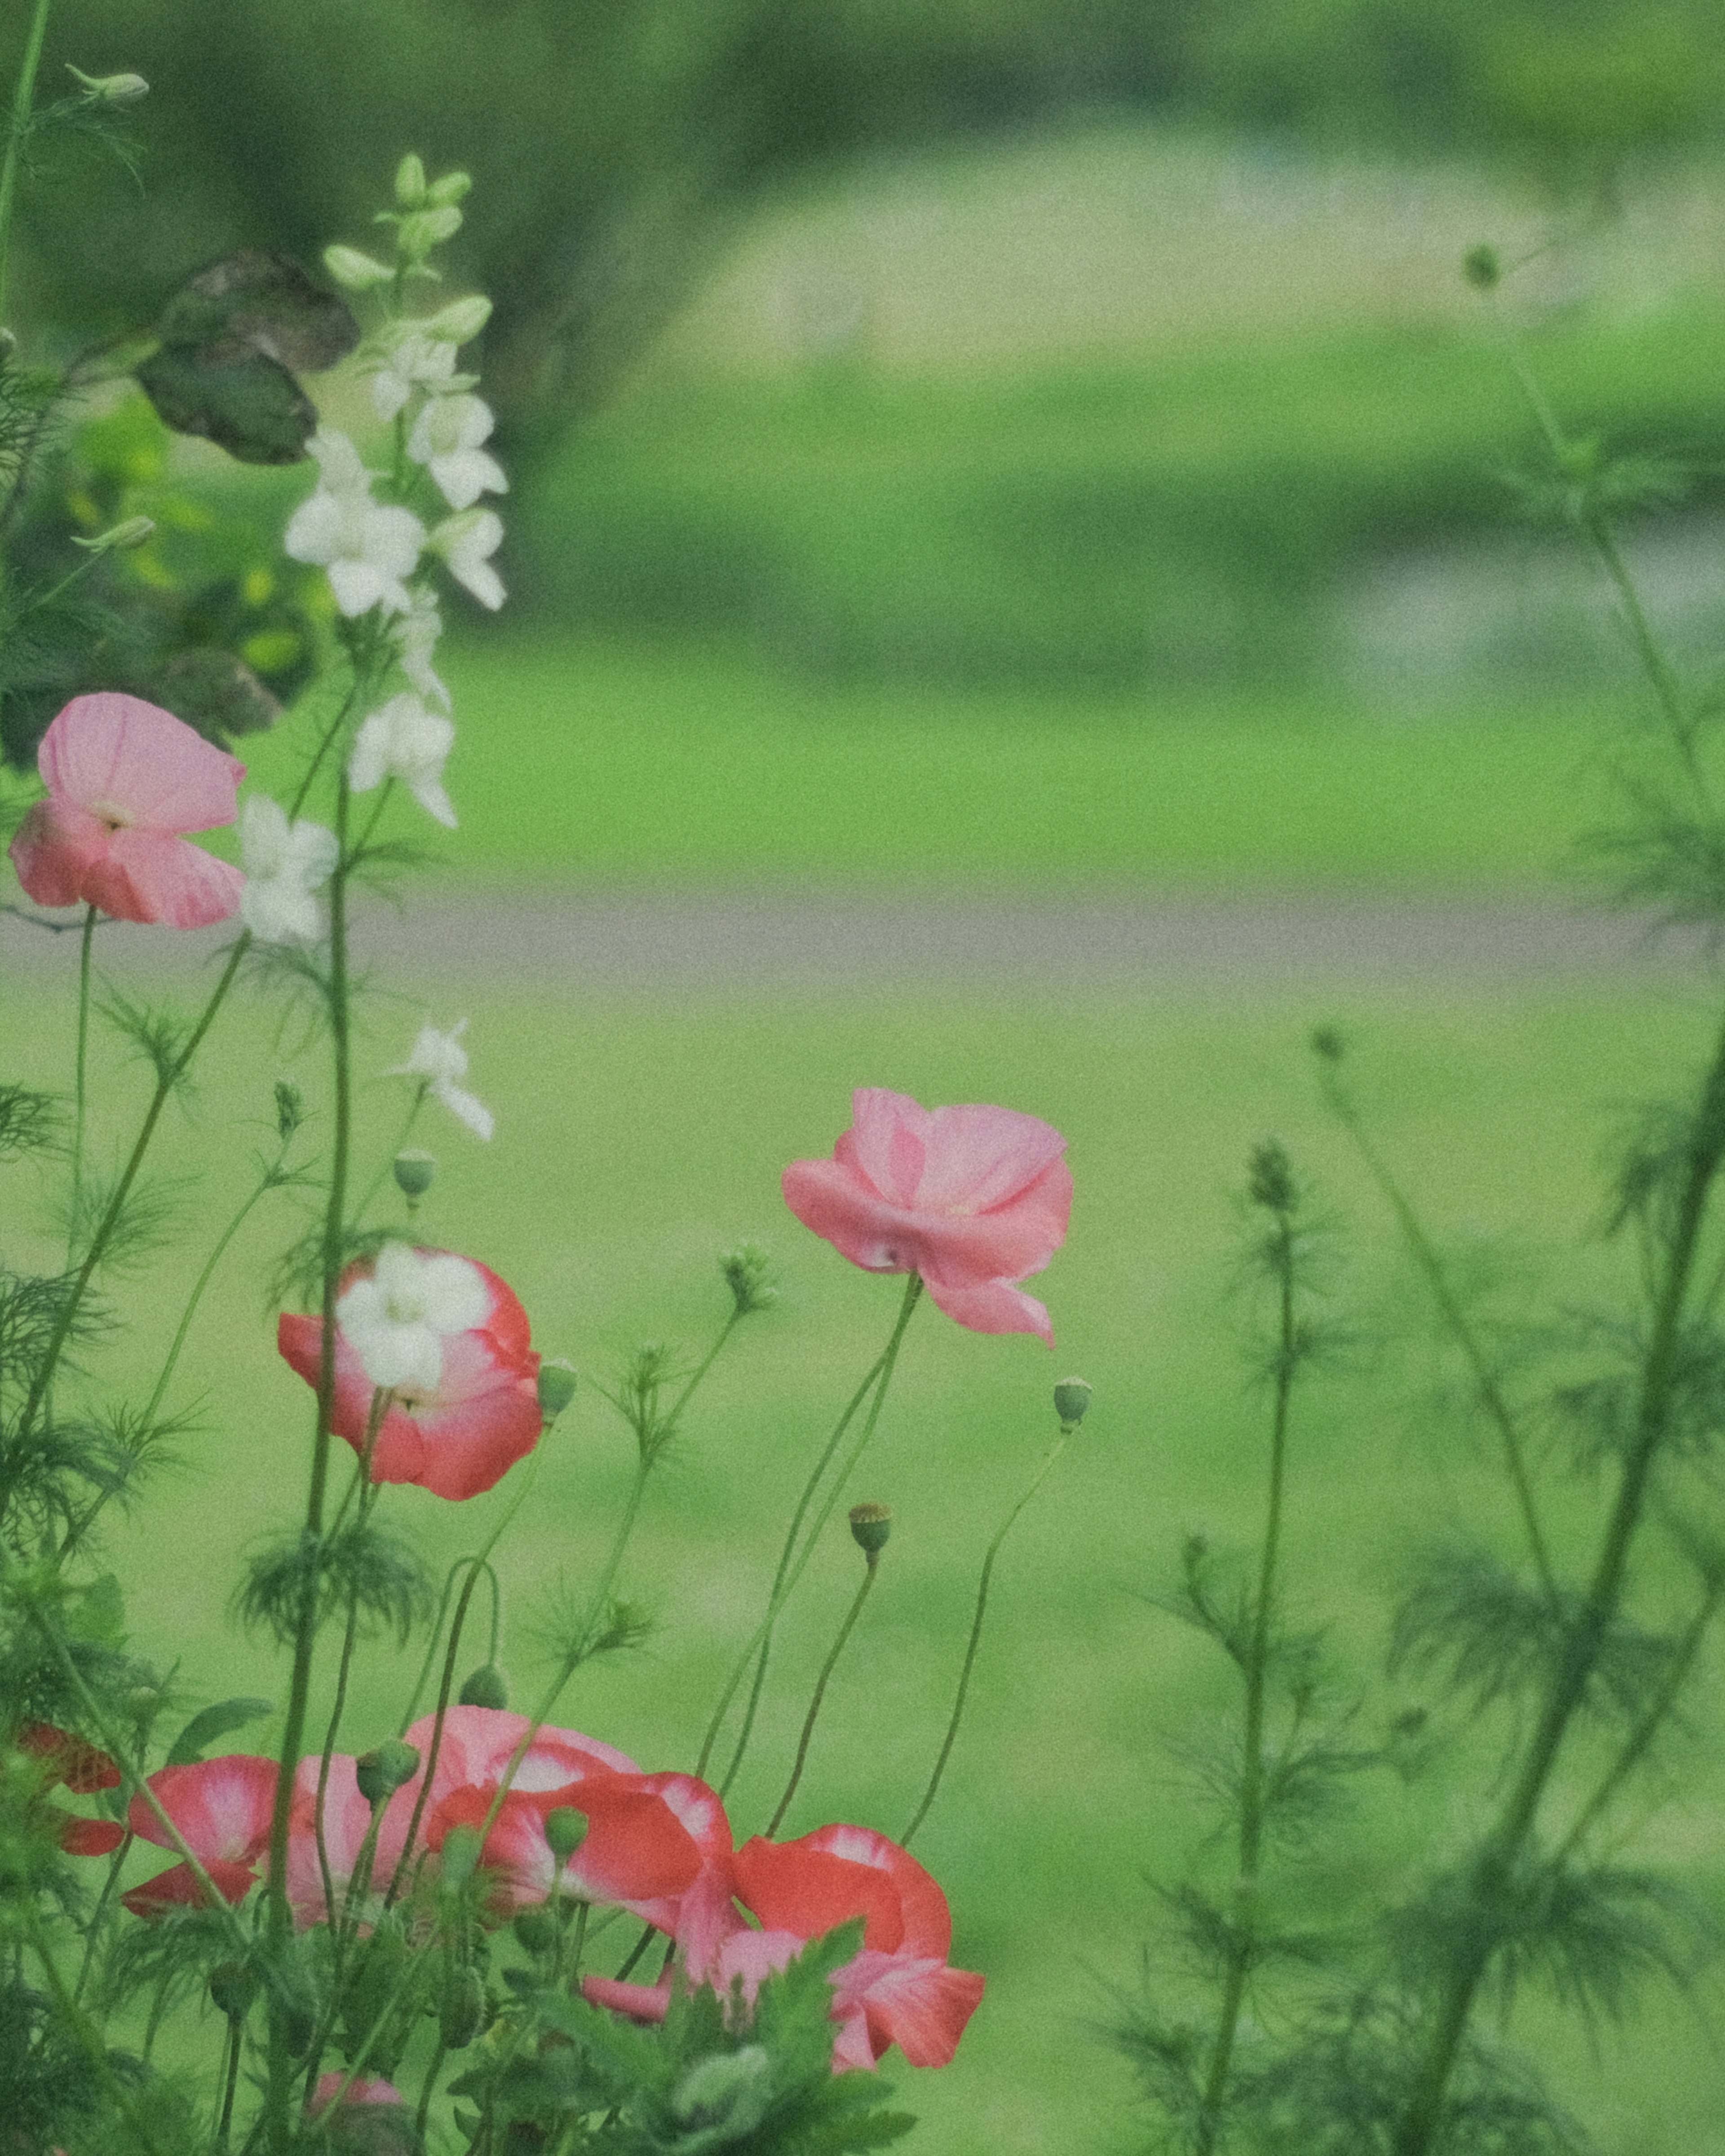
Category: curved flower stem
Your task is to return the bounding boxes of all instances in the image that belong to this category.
[140,1147,288,1426]
[67,903,96,1262]
[311,1390,389,1927]
[400,1554,482,1732]
[71,1825,133,2002]
[703,1272,923,1797]
[18,936,251,1440]
[901,1418,1073,1851]
[353,1088,425,1227]
[0,0,52,327]
[765,1547,881,1838]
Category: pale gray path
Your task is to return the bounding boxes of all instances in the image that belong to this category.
[2,887,1716,992]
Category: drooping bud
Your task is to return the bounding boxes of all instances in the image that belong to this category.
[848,1502,892,1555]
[536,1359,577,1421]
[324,244,395,292]
[440,1963,486,2049]
[66,64,148,103]
[71,515,155,554]
[513,1908,557,1955]
[208,1959,259,2018]
[1462,243,1501,291]
[355,1739,420,1808]
[458,1664,508,1710]
[394,154,428,209]
[544,1806,587,1867]
[392,1148,436,1201]
[427,294,491,345]
[1053,1377,1092,1430]
[427,170,474,208]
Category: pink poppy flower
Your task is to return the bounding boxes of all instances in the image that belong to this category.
[8,693,245,927]
[584,1822,984,2073]
[284,1753,425,1926]
[123,1754,278,1917]
[783,1088,1071,1345]
[311,2076,406,2113]
[276,1250,542,1501]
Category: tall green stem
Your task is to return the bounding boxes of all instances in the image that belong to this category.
[67,902,94,1261]
[0,0,53,327]
[699,1274,922,1794]
[765,1546,880,1838]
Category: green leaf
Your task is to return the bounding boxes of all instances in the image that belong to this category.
[165,1696,274,1766]
[134,340,318,465]
[154,248,360,374]
[66,1573,126,1647]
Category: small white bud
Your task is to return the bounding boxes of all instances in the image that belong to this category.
[66,64,148,104]
[427,294,491,345]
[323,244,394,292]
[394,153,428,208]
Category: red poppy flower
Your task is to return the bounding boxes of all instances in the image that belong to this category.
[122,1755,278,1917]
[277,1249,542,1500]
[8,692,245,927]
[783,1088,1070,1344]
[15,1722,124,1856]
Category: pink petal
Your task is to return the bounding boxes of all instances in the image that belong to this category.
[799,1824,953,1958]
[83,828,243,928]
[912,1102,1068,1214]
[370,1374,543,1500]
[129,1756,279,1864]
[581,1974,671,2023]
[833,1949,985,2068]
[920,1272,1054,1346]
[287,1754,376,1925]
[843,1089,933,1207]
[121,1856,259,1917]
[39,693,243,832]
[9,799,113,908]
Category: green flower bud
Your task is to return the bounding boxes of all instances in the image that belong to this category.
[398,206,463,260]
[1053,1377,1092,1429]
[392,1148,437,1200]
[439,1821,483,1891]
[324,244,394,292]
[208,1959,259,2018]
[536,1359,577,1421]
[544,1806,587,1865]
[848,1501,892,1555]
[719,1241,776,1316]
[71,515,155,554]
[427,293,492,345]
[394,154,428,208]
[66,64,148,103]
[672,2047,772,2135]
[440,1962,486,2049]
[512,1908,557,1955]
[1462,243,1501,292]
[355,1739,420,1807]
[458,1663,508,1710]
[427,170,474,208]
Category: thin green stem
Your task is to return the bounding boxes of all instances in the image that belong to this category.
[354,1088,425,1227]
[902,1419,1071,1850]
[698,1277,922,1791]
[217,2012,245,2150]
[765,1549,880,1838]
[1194,1211,1299,2155]
[0,0,53,327]
[28,1909,172,2156]
[1322,1072,1560,1613]
[68,902,94,1262]
[413,2032,448,2145]
[71,1824,133,2002]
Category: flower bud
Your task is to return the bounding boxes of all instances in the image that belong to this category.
[394,154,428,209]
[324,244,394,292]
[440,1963,486,2049]
[848,1502,892,1555]
[719,1241,776,1316]
[209,1959,259,2018]
[544,1806,587,1866]
[66,64,148,103]
[512,1908,557,1955]
[1053,1377,1092,1429]
[274,1080,304,1140]
[398,206,463,259]
[1309,1025,1346,1065]
[457,1663,508,1710]
[427,170,474,208]
[392,1148,437,1200]
[536,1359,577,1421]
[1462,243,1501,292]
[71,515,155,555]
[439,1822,483,1891]
[672,2047,772,2135]
[355,1739,420,1808]
[427,294,491,345]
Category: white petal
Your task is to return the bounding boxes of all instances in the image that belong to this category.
[430,446,507,512]
[365,504,427,581]
[241,875,321,945]
[418,1252,489,1333]
[432,1078,493,1140]
[284,490,345,567]
[327,558,385,616]
[239,795,290,879]
[408,773,458,829]
[286,820,340,891]
[349,714,390,793]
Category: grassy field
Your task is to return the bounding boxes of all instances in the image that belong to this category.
[225,629,1631,891]
[6,962,1724,2155]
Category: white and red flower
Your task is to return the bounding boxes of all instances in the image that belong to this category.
[122,1755,279,1917]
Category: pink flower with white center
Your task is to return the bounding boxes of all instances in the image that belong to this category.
[8,693,245,927]
[122,1755,279,1917]
[783,1088,1072,1344]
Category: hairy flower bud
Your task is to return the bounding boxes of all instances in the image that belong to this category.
[1053,1377,1092,1429]
[848,1501,892,1555]
[536,1359,577,1421]
[544,1806,587,1866]
[392,1148,437,1200]
[512,1908,557,1955]
[71,515,155,554]
[458,1663,508,1710]
[440,1963,486,2049]
[324,244,394,292]
[209,1960,259,2018]
[440,1822,483,1892]
[274,1080,304,1140]
[355,1739,420,1807]
[394,154,428,208]
[672,2048,772,2137]
[66,64,148,103]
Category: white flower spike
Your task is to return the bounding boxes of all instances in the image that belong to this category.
[239,795,339,945]
[407,392,508,512]
[367,328,462,424]
[429,508,505,611]
[389,589,451,711]
[284,429,424,618]
[349,693,457,829]
[336,1242,489,1393]
[387,1020,494,1140]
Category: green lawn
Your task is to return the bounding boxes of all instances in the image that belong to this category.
[231,631,1620,890]
[6,965,1722,2154]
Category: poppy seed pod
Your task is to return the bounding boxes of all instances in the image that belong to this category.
[1053,1377,1093,1429]
[536,1359,577,1421]
[355,1739,420,1808]
[458,1664,508,1711]
[849,1502,892,1555]
[392,1149,437,1200]
[544,1806,587,1866]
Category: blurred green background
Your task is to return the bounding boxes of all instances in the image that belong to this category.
[7,3,1725,2150]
